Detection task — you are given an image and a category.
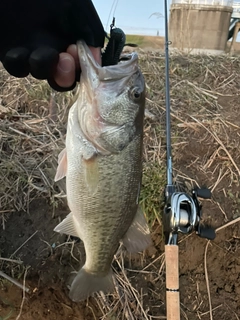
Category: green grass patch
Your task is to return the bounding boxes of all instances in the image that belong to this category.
[140,163,166,227]
[125,35,145,46]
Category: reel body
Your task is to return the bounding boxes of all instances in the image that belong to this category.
[163,187,215,244]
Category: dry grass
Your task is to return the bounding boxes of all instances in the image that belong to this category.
[204,216,240,320]
[0,51,240,319]
[90,248,166,320]
[0,69,74,225]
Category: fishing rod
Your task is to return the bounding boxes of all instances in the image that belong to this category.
[162,1,215,319]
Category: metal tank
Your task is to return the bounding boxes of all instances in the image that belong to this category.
[169,0,233,54]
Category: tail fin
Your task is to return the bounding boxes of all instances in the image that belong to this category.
[69,266,114,302]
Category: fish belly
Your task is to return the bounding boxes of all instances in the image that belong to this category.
[66,133,142,274]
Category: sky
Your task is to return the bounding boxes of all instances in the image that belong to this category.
[92,0,169,36]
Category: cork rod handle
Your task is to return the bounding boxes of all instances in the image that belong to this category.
[165,245,180,320]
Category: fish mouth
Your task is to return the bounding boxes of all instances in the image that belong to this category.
[77,40,140,91]
[75,41,144,155]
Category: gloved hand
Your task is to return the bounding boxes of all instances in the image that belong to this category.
[0,0,105,91]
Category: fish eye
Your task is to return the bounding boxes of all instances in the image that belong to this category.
[131,87,142,101]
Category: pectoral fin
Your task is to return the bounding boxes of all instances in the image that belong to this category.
[54,148,67,182]
[122,206,152,253]
[54,212,81,238]
[83,155,99,194]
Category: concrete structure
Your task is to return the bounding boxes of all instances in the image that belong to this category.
[232,1,240,18]
[169,0,233,54]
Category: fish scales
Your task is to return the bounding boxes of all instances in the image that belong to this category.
[54,40,151,301]
[67,136,142,273]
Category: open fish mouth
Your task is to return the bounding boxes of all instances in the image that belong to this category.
[77,40,140,91]
[74,40,145,155]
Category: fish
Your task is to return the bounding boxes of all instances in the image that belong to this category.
[54,40,151,302]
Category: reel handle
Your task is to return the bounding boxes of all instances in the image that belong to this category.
[165,245,180,320]
[197,225,216,240]
[194,188,211,199]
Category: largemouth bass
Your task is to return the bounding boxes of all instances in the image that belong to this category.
[54,41,151,302]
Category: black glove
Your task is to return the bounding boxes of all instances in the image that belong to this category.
[0,0,105,91]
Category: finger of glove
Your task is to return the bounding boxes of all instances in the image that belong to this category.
[47,69,80,92]
[29,47,59,80]
[2,47,30,77]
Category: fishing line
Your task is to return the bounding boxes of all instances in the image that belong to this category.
[112,0,120,19]
[105,0,120,31]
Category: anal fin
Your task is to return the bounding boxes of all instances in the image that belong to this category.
[122,206,152,253]
[54,148,67,182]
[54,212,80,238]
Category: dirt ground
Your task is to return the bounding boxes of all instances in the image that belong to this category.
[0,45,240,320]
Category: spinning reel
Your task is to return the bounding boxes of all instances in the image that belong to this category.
[163,186,216,245]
